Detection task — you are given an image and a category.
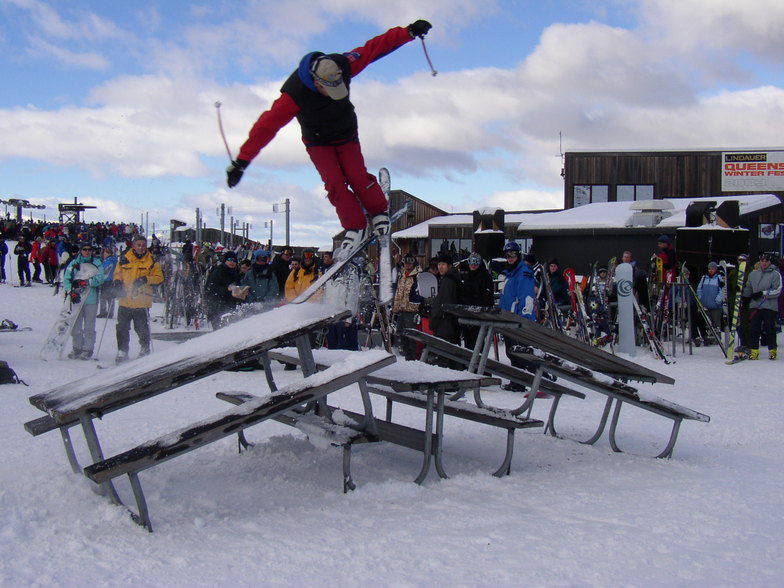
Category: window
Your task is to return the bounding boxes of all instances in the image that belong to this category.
[430,238,472,262]
[574,185,608,206]
[617,185,654,202]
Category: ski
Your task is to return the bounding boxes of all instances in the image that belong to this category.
[718,260,731,348]
[377,167,393,304]
[289,200,412,305]
[563,268,588,341]
[725,255,748,364]
[632,297,672,364]
[0,318,32,332]
[680,263,726,357]
[539,265,566,333]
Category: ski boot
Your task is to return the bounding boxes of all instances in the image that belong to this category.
[748,349,759,360]
[115,350,129,364]
[67,349,82,360]
[336,226,368,260]
[770,349,777,360]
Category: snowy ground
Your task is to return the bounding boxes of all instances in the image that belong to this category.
[1,256,782,587]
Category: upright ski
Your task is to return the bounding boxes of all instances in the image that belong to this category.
[725,255,748,364]
[377,167,394,304]
[289,200,411,305]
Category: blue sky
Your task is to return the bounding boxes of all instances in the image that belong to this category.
[1,0,783,247]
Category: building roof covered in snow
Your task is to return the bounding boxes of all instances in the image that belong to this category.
[391,194,781,239]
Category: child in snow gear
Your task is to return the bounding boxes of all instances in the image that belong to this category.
[228,21,432,257]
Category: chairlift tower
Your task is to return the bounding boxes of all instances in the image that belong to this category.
[58,197,96,224]
[1,198,47,223]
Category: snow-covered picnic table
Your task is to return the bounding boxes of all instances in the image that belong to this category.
[25,303,393,530]
[268,348,544,481]
[418,305,709,458]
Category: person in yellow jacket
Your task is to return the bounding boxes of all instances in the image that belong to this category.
[112,234,164,363]
[284,249,321,302]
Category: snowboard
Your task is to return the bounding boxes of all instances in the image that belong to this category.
[40,263,99,360]
[289,199,412,305]
[417,270,439,298]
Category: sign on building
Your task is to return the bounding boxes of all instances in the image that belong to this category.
[721,151,784,192]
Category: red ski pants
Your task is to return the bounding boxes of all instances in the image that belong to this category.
[307,140,387,230]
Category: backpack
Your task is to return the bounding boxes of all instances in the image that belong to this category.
[0,360,27,386]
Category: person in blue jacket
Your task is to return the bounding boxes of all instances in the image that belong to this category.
[63,243,105,359]
[241,250,279,309]
[498,242,539,391]
[499,242,537,321]
[97,245,118,318]
[695,261,723,344]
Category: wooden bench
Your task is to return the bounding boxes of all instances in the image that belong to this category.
[508,344,709,458]
[269,348,541,479]
[402,328,585,434]
[83,351,395,531]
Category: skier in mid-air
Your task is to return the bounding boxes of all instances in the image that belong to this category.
[226,20,432,258]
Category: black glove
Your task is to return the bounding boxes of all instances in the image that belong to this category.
[750,291,763,300]
[408,20,432,38]
[226,159,249,188]
[133,276,147,288]
[70,291,81,304]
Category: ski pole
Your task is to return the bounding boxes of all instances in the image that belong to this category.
[95,314,111,359]
[214,101,234,162]
[419,36,438,77]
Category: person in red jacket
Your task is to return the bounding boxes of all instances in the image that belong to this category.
[227,20,432,258]
[30,237,44,283]
[41,239,59,285]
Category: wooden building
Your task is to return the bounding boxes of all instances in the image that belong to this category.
[563,148,784,225]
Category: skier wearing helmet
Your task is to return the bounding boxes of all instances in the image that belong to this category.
[227,20,432,259]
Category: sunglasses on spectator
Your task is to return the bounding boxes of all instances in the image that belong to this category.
[505,251,518,258]
[81,246,93,251]
[303,251,315,259]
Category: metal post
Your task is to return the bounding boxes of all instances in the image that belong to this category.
[285,198,290,246]
[219,203,225,246]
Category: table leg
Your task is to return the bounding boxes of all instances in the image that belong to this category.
[414,389,435,484]
[433,390,448,479]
